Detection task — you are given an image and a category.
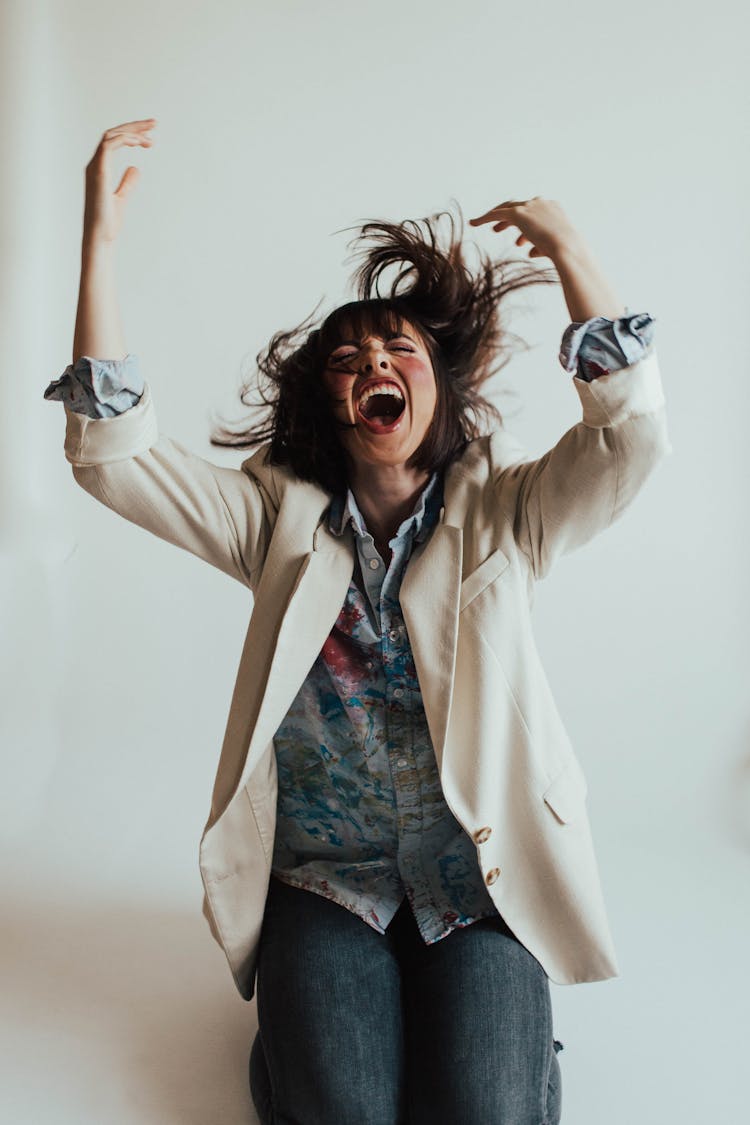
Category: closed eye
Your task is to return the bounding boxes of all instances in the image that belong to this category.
[329,344,415,366]
[328,337,420,364]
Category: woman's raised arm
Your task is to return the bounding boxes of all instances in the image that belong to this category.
[74,118,155,362]
[470,197,670,576]
[45,120,276,589]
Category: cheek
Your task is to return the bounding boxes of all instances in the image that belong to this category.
[409,362,438,414]
[322,371,354,401]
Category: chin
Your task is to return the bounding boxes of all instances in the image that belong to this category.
[349,436,425,471]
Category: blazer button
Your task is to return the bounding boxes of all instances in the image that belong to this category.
[473,826,492,845]
[485,867,501,886]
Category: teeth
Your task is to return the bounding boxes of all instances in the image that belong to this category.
[359,383,404,408]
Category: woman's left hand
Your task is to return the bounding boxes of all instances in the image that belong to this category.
[469,197,584,261]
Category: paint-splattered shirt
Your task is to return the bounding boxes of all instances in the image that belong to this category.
[269,470,502,941]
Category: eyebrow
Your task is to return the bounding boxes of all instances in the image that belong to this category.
[331,333,418,350]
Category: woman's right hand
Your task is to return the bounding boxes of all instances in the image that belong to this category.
[83,119,157,247]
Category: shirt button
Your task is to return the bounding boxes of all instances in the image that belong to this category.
[485,867,501,886]
[388,627,399,641]
[397,758,408,769]
[473,826,492,845]
[368,558,380,570]
[393,687,404,699]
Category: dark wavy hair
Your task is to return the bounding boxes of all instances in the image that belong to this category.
[209,204,560,494]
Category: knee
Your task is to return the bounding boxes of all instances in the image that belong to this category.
[410,1036,562,1125]
[250,1028,402,1125]
[310,1070,403,1125]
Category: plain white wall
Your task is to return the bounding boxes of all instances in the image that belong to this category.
[3,0,748,1121]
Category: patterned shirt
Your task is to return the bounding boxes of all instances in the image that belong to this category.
[270,471,501,941]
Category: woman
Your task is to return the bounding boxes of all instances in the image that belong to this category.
[46,119,669,1124]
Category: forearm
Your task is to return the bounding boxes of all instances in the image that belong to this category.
[553,240,626,323]
[72,239,127,364]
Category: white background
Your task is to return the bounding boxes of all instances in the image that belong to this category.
[2,0,748,1121]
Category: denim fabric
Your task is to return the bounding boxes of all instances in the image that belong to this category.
[271,471,501,943]
[250,875,563,1125]
[558,308,655,381]
[43,353,144,417]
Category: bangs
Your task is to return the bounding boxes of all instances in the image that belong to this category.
[317,300,425,364]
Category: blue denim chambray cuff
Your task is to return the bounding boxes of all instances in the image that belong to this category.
[558,310,656,383]
[43,353,144,418]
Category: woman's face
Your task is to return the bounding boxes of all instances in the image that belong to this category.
[321,320,438,471]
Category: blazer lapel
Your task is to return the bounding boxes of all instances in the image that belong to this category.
[229,521,356,811]
[215,458,470,819]
[399,518,463,772]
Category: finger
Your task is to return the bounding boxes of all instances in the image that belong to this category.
[470,210,511,226]
[114,166,140,198]
[100,124,157,151]
[93,133,154,163]
[103,132,154,146]
[469,201,524,225]
[470,211,514,227]
[107,118,157,133]
[88,132,153,174]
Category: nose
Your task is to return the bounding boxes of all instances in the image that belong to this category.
[359,337,393,378]
[359,341,390,374]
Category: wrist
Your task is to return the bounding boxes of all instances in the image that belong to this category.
[552,242,625,322]
[550,236,595,271]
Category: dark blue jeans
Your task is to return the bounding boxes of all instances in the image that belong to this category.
[249,875,563,1124]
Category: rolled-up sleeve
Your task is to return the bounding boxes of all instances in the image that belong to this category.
[43,354,144,417]
[46,358,275,588]
[494,345,670,579]
[558,310,656,383]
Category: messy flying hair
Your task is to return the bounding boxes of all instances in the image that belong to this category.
[209,204,560,495]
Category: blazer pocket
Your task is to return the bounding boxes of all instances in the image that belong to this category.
[543,756,588,825]
[459,547,510,612]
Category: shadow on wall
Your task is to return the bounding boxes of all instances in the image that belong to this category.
[0,893,260,1125]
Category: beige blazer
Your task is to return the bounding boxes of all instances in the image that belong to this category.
[61,348,669,998]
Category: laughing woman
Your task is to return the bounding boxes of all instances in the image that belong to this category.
[46,119,669,1125]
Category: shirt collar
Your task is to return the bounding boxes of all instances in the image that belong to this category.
[328,470,444,545]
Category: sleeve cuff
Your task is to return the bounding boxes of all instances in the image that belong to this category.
[43,353,144,417]
[63,379,159,466]
[573,347,665,428]
[559,310,656,382]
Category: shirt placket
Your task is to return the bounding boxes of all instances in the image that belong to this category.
[377,535,428,907]
[341,478,446,934]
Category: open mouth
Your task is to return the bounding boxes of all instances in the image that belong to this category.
[357,382,406,434]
